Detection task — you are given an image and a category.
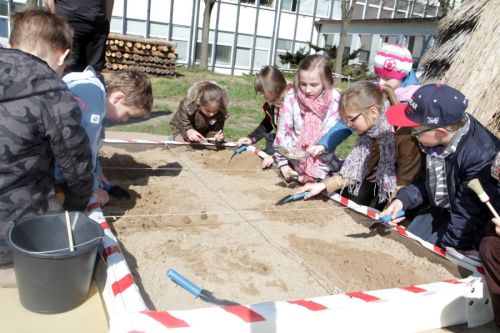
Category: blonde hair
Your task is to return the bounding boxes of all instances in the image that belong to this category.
[254,66,287,106]
[9,8,72,63]
[340,81,399,117]
[294,54,334,92]
[184,81,229,116]
[106,70,154,116]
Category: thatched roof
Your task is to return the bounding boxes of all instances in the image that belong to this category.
[421,0,500,136]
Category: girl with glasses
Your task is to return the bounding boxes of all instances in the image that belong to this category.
[298,81,422,209]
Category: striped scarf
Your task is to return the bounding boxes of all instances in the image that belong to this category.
[424,115,470,209]
[340,104,397,203]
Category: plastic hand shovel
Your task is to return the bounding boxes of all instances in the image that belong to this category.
[229,145,248,162]
[166,269,238,306]
[369,210,405,229]
[275,191,310,206]
[102,182,131,199]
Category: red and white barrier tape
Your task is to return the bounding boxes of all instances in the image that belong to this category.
[87,140,492,332]
[325,192,485,275]
[104,138,237,147]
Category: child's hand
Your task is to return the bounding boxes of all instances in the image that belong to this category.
[186,129,205,142]
[380,199,405,227]
[307,145,325,157]
[279,165,293,182]
[214,130,224,142]
[93,188,110,207]
[492,218,500,236]
[261,155,274,169]
[298,182,326,199]
[237,137,252,146]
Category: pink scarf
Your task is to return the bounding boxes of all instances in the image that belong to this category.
[296,88,332,179]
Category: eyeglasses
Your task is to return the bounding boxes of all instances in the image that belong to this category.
[344,113,362,126]
[410,127,437,138]
[410,127,453,138]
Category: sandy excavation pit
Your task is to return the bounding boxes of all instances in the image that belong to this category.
[99,138,466,311]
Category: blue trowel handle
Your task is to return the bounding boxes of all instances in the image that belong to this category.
[379,210,405,224]
[234,145,248,154]
[291,191,310,201]
[102,182,112,191]
[166,269,202,298]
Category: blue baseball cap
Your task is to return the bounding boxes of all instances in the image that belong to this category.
[386,84,468,127]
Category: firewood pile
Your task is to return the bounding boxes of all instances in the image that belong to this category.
[105,32,177,76]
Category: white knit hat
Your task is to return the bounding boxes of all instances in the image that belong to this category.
[374,44,413,81]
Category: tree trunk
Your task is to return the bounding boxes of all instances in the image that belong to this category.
[334,0,355,75]
[200,0,216,69]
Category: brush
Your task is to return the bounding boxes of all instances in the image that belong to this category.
[467,178,500,219]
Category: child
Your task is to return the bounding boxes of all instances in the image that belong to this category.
[55,68,153,207]
[382,84,500,251]
[237,66,289,168]
[273,54,350,184]
[480,217,500,327]
[300,81,422,208]
[0,8,93,265]
[169,81,228,143]
[374,44,420,103]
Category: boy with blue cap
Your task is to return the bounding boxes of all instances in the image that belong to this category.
[382,84,500,251]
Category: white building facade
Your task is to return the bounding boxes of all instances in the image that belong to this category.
[0,0,460,75]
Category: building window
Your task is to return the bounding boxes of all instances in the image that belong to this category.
[215,45,232,65]
[195,42,213,63]
[282,0,298,12]
[235,47,251,67]
[253,49,269,69]
[232,0,274,6]
[174,40,188,62]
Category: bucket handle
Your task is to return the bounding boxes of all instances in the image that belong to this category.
[8,228,103,255]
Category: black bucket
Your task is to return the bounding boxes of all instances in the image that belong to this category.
[5,212,104,313]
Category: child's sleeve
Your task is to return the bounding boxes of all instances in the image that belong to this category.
[395,128,422,187]
[64,72,106,193]
[43,90,93,211]
[247,103,274,144]
[173,100,195,139]
[273,93,294,168]
[317,121,353,154]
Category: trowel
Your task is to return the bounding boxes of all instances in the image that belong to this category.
[275,191,309,205]
[166,269,239,306]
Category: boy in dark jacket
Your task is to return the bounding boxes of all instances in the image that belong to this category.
[382,84,500,251]
[0,8,93,265]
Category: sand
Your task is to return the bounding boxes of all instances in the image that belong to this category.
[100,132,463,312]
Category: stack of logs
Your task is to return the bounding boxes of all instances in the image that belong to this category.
[105,32,177,76]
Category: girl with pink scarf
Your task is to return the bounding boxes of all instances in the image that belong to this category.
[273,55,349,183]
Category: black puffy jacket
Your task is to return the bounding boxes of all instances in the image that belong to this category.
[0,48,93,224]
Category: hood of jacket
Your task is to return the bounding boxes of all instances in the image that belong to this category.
[0,48,67,102]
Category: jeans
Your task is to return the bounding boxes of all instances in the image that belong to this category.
[406,207,450,247]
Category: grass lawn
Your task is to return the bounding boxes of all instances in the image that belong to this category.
[109,67,355,158]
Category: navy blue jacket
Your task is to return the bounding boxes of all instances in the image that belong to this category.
[397,115,500,250]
